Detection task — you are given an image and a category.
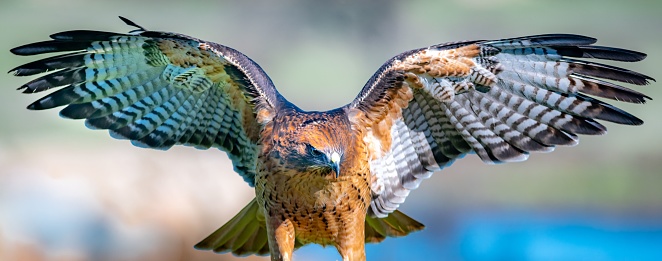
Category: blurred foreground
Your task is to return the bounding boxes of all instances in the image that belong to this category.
[1,0,661,260]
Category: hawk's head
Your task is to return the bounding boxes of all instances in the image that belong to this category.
[270,109,352,178]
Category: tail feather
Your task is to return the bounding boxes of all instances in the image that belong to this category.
[233,225,269,256]
[365,210,425,243]
[194,198,270,256]
[196,199,425,256]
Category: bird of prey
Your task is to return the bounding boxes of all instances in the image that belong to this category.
[10,17,652,261]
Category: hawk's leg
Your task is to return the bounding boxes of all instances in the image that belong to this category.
[335,210,367,261]
[267,218,295,261]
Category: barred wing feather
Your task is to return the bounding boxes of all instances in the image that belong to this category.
[10,17,282,186]
[347,34,653,217]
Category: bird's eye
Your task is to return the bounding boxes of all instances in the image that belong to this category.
[306,144,323,157]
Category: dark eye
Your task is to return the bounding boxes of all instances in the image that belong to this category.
[306,144,323,157]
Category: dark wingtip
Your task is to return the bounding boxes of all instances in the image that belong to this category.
[119,16,146,31]
[10,41,89,56]
[542,34,597,46]
[599,103,644,126]
[50,30,123,41]
[525,34,597,46]
[10,47,21,55]
[555,46,648,63]
[10,45,33,56]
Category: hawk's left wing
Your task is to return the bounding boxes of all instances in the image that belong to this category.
[345,34,653,217]
[10,17,284,186]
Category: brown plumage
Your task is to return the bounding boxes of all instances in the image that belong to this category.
[10,17,653,261]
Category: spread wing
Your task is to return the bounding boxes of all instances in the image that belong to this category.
[10,17,284,186]
[345,34,653,217]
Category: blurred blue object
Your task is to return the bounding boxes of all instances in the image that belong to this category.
[456,211,662,261]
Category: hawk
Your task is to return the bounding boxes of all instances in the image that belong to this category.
[10,17,652,261]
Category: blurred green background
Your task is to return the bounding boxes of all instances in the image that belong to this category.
[1,0,661,260]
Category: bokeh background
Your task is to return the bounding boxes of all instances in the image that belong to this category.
[1,0,661,260]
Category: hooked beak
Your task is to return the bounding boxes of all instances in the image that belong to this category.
[330,152,341,178]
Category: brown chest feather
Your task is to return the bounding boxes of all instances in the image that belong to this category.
[257,168,371,245]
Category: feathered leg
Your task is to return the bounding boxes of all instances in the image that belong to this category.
[336,210,367,261]
[267,218,295,261]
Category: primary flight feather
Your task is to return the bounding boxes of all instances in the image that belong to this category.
[10,17,652,261]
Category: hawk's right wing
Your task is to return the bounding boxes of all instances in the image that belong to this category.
[345,34,653,217]
[10,17,284,186]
